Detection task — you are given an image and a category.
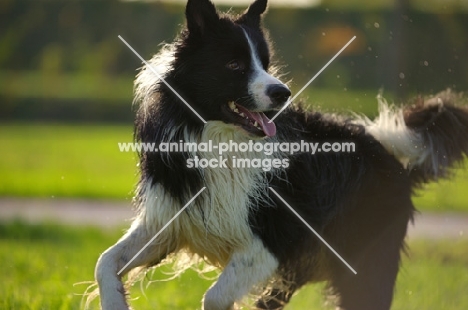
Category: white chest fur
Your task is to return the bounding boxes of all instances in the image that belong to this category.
[135,121,274,266]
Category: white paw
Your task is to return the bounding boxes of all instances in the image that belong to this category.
[202,289,235,310]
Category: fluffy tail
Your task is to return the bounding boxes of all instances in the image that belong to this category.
[361,90,468,184]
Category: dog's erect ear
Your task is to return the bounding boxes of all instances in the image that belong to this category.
[246,0,268,16]
[238,0,268,27]
[186,0,219,35]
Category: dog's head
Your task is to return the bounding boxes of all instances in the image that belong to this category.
[161,0,290,137]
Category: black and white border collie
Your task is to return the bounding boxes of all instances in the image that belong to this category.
[94,0,468,309]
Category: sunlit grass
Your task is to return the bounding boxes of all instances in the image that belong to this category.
[0,123,137,199]
[1,221,467,309]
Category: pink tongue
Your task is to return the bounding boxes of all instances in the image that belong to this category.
[237,105,277,137]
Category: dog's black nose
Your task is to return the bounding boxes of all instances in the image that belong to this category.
[267,84,291,107]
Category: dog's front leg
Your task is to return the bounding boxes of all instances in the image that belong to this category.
[202,237,278,310]
[95,221,175,310]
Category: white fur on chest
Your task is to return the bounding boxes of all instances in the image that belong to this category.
[135,122,273,266]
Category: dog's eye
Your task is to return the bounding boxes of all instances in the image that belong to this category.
[226,60,244,71]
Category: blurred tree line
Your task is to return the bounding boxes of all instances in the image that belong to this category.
[0,0,466,122]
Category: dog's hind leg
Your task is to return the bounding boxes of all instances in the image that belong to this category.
[202,237,279,310]
[328,212,410,310]
[329,237,403,309]
[95,220,176,310]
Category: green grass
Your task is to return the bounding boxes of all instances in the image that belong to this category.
[412,169,468,212]
[1,118,467,211]
[0,123,137,199]
[0,221,119,310]
[1,221,467,309]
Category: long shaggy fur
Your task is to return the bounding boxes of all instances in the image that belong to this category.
[92,1,468,309]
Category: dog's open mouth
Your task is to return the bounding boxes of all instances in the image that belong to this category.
[225,101,277,137]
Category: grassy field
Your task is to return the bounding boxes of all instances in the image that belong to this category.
[1,221,467,310]
[1,109,467,211]
[0,124,136,199]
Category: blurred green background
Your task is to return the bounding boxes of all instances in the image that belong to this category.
[1,0,468,309]
[1,0,468,123]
